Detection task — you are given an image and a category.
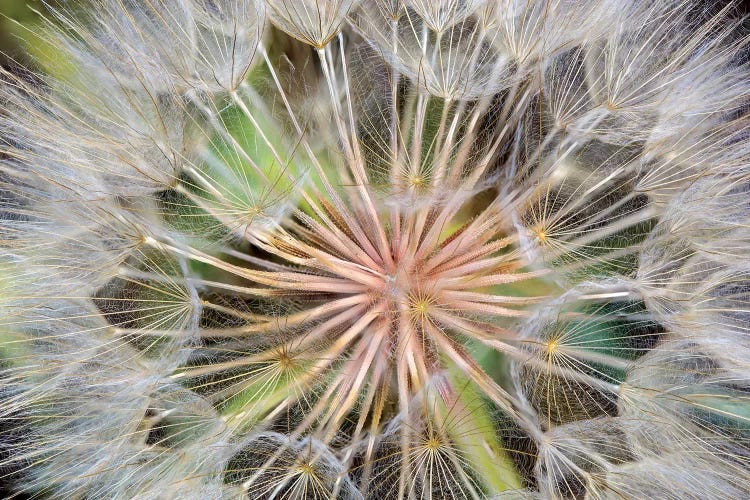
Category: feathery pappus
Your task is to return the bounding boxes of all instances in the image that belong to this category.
[1,0,749,498]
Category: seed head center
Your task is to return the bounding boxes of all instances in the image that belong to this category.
[384,265,418,299]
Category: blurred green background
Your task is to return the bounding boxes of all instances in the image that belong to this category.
[0,0,44,70]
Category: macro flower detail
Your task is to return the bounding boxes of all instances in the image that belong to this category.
[1,0,749,498]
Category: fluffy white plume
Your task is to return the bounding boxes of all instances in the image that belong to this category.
[1,0,749,498]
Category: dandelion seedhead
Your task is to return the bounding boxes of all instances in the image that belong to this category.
[1,0,750,498]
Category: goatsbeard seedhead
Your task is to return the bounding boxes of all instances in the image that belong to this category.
[1,0,749,498]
